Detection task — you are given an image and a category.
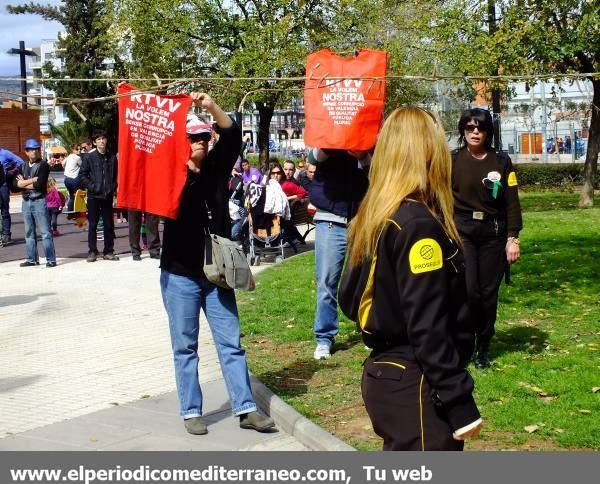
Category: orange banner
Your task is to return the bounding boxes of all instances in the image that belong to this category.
[116,83,193,219]
[304,49,387,150]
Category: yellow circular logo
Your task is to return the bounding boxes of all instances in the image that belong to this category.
[420,245,434,260]
[409,238,443,274]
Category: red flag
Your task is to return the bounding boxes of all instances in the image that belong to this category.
[117,83,193,219]
[304,49,387,151]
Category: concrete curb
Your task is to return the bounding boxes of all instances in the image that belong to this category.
[250,375,356,451]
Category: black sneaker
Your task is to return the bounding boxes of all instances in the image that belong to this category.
[184,417,208,435]
[149,253,160,259]
[103,253,120,261]
[86,253,98,263]
[19,260,39,267]
[132,254,142,261]
[239,411,275,432]
[46,262,57,268]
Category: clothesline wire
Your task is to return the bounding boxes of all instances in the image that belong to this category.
[0,72,598,83]
[1,74,596,115]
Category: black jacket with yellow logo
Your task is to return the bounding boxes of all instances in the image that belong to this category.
[339,200,480,429]
[451,148,522,237]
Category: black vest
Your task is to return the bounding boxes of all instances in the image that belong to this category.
[22,161,46,201]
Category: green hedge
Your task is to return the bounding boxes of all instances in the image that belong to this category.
[245,157,592,189]
[514,163,593,189]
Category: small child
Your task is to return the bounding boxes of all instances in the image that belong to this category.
[46,178,64,236]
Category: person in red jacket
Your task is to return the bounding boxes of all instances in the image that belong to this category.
[271,163,308,200]
[270,163,307,245]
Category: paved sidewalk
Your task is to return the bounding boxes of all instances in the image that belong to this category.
[0,218,333,450]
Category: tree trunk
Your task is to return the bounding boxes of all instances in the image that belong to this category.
[579,78,599,207]
[256,102,274,173]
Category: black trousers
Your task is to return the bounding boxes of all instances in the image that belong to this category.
[456,214,506,349]
[362,352,463,451]
[87,197,115,255]
[47,207,60,230]
[128,210,160,257]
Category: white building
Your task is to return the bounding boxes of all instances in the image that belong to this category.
[27,36,70,130]
[500,79,592,160]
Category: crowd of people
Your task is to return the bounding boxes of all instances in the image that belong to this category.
[0,132,161,263]
[1,93,523,450]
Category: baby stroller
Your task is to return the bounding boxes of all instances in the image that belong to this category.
[244,182,286,266]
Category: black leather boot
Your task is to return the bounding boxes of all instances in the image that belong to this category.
[474,345,491,369]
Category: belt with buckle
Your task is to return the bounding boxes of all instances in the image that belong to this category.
[456,209,487,221]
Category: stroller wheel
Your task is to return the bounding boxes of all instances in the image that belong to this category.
[253,256,261,266]
[275,256,284,264]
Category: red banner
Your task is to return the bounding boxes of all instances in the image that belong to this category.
[116,83,193,219]
[304,49,387,151]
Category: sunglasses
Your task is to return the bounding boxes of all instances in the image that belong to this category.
[188,133,211,142]
[464,124,483,133]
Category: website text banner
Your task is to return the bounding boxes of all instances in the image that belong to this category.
[1,452,597,484]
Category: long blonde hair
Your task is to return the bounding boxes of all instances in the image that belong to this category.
[347,107,459,267]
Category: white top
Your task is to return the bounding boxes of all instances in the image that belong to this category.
[62,153,82,179]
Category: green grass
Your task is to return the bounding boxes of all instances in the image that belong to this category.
[238,192,600,450]
[518,191,581,212]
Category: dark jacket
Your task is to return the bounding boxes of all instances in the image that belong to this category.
[160,121,242,278]
[79,150,118,200]
[451,148,522,237]
[339,200,479,430]
[308,150,369,220]
[15,159,50,201]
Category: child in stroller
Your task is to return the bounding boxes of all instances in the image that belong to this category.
[242,181,291,265]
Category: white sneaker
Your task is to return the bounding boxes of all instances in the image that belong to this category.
[313,344,331,360]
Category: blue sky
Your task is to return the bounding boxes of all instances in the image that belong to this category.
[0,0,62,76]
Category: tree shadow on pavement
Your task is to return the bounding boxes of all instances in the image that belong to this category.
[0,293,55,308]
[0,375,45,393]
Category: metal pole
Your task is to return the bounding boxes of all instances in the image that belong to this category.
[488,0,501,151]
[570,122,576,163]
[541,82,548,163]
[19,41,28,109]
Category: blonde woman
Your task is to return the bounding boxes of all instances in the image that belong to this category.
[339,107,481,451]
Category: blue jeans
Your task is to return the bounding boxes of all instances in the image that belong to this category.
[313,220,347,347]
[64,176,79,213]
[0,184,11,237]
[22,197,56,263]
[160,270,257,419]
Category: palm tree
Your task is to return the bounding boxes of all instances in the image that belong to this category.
[51,121,87,149]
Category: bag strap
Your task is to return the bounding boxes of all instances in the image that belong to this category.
[204,200,215,237]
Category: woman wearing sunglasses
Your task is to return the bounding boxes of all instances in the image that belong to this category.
[339,107,481,450]
[269,163,307,246]
[452,108,522,369]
